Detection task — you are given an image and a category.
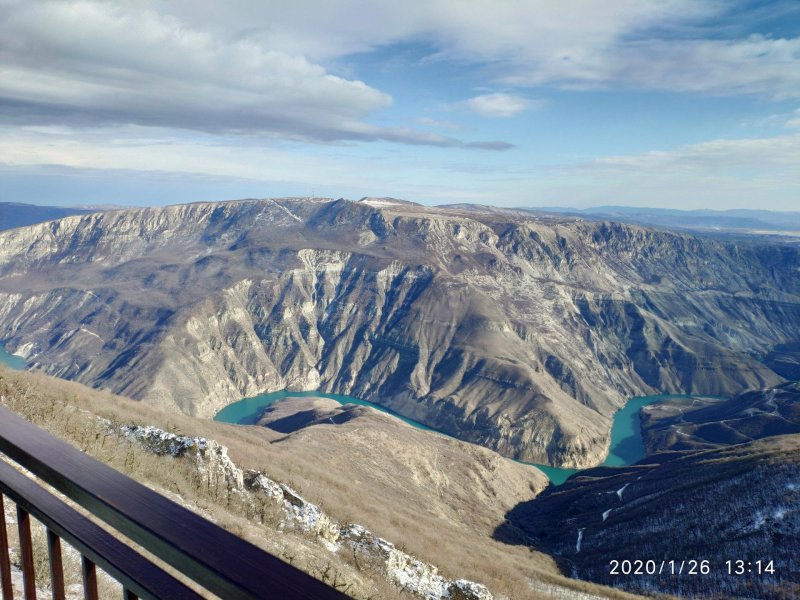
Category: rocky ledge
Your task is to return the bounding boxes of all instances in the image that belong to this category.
[118,424,493,600]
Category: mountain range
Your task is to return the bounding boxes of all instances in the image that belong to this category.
[0,198,798,467]
[0,201,94,231]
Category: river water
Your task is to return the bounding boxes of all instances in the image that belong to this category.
[0,341,684,486]
[214,388,682,485]
[0,342,26,370]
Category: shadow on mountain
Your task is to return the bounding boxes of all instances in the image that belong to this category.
[262,407,360,433]
[494,386,800,599]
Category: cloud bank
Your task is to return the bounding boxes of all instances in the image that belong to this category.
[0,0,513,148]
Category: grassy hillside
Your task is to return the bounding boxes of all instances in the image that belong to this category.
[0,366,641,599]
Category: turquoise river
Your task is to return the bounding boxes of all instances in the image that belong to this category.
[0,342,26,371]
[0,341,687,486]
[214,388,692,485]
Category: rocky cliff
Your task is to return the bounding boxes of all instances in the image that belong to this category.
[118,422,495,600]
[0,198,797,466]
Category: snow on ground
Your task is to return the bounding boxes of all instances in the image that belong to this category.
[360,199,400,207]
[616,483,630,501]
[267,199,303,222]
[78,328,104,342]
[751,510,767,531]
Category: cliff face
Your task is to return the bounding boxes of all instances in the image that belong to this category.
[0,198,797,466]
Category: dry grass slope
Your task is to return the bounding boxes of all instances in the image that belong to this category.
[0,366,644,599]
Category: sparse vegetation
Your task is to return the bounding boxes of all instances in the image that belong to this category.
[504,433,800,599]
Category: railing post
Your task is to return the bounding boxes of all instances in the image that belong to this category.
[16,506,36,600]
[0,494,13,600]
[46,530,64,600]
[81,557,97,600]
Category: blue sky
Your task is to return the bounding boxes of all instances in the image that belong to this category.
[1,0,798,209]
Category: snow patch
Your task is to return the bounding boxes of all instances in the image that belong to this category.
[267,199,303,222]
[528,579,607,599]
[773,506,792,520]
[79,328,104,342]
[751,510,767,530]
[361,199,399,207]
[616,483,630,501]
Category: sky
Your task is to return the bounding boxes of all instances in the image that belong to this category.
[1,0,799,210]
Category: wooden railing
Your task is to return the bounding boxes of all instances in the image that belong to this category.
[0,405,349,599]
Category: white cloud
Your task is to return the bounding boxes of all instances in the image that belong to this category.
[2,0,798,152]
[0,1,388,140]
[585,36,800,98]
[417,117,463,130]
[516,131,800,210]
[462,93,542,117]
[0,124,374,183]
[0,0,508,148]
[0,123,514,193]
[591,133,800,171]
[154,1,800,98]
[2,123,798,210]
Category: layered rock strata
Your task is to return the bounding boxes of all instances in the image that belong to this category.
[0,198,797,465]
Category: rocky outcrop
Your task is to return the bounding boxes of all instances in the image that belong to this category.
[0,198,798,466]
[342,524,492,600]
[117,423,493,600]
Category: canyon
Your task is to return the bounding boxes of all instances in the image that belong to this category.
[0,197,798,467]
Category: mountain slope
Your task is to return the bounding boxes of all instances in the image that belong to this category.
[0,197,798,466]
[642,382,800,453]
[1,365,635,600]
[498,434,800,599]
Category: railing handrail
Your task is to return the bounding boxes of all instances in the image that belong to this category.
[0,405,349,599]
[0,460,202,600]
